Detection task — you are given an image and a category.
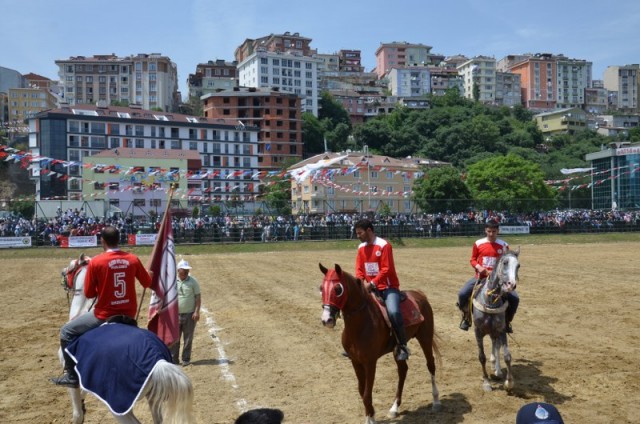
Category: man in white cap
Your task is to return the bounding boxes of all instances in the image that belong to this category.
[170,258,201,366]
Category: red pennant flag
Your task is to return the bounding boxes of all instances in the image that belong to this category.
[147,204,178,346]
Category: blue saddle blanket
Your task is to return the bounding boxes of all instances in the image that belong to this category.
[66,323,172,415]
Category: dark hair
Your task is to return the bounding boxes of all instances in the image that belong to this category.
[234,408,284,424]
[485,219,500,229]
[354,218,374,232]
[101,226,120,247]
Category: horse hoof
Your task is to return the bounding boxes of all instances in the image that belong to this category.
[504,380,514,391]
[483,383,493,392]
[387,410,397,419]
[432,402,442,412]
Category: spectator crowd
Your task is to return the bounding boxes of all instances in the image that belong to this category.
[1,207,640,247]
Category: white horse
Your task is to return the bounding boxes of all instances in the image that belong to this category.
[58,255,194,424]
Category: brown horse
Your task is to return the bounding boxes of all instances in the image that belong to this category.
[319,263,440,424]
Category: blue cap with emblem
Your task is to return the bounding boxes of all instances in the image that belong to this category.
[516,403,564,424]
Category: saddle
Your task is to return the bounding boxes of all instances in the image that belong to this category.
[371,291,424,328]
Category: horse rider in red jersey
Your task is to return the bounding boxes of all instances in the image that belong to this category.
[355,218,410,361]
[52,226,153,388]
[457,219,519,333]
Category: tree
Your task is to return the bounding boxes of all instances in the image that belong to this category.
[302,112,326,155]
[260,180,291,216]
[412,166,471,213]
[465,153,557,212]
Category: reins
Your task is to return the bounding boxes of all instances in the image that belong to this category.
[341,281,369,319]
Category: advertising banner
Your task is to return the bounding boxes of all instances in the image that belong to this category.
[66,236,98,248]
[0,237,32,248]
[499,226,530,234]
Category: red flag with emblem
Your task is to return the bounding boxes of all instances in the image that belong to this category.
[146,190,178,346]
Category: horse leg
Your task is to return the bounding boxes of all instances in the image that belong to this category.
[415,327,441,412]
[491,337,503,379]
[68,387,85,424]
[361,363,378,423]
[388,359,408,418]
[502,334,514,391]
[475,331,492,392]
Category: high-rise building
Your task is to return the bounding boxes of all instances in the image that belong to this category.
[235,32,321,116]
[55,53,179,112]
[457,56,497,104]
[501,53,592,111]
[202,87,302,170]
[374,42,432,79]
[603,65,640,113]
[387,67,431,97]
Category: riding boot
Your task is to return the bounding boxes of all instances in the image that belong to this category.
[457,302,470,331]
[393,324,410,361]
[51,343,79,388]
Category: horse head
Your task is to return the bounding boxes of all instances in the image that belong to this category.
[319,263,366,328]
[490,247,520,294]
[319,263,345,328]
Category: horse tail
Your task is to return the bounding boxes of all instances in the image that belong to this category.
[147,359,195,424]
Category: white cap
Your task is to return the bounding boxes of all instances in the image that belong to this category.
[177,259,192,270]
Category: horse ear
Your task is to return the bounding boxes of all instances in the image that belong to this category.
[513,246,520,256]
[319,263,328,275]
[335,264,342,275]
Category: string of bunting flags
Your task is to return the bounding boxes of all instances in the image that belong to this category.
[1,144,424,201]
[545,165,640,191]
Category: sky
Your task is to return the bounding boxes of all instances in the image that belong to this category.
[2,0,640,99]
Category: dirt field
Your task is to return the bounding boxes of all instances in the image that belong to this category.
[1,241,638,423]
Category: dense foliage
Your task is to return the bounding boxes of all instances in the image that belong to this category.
[304,89,615,210]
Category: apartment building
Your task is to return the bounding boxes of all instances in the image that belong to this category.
[585,80,608,114]
[201,87,302,170]
[28,104,260,207]
[387,67,431,97]
[556,57,592,109]
[289,151,446,215]
[494,72,522,106]
[374,42,432,79]
[429,67,463,96]
[187,59,238,99]
[236,49,321,116]
[533,107,587,135]
[84,148,201,218]
[55,53,179,112]
[7,86,57,122]
[603,65,640,113]
[457,56,497,104]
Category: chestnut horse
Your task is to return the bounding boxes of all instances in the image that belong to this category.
[319,263,440,424]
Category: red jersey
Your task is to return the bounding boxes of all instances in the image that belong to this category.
[84,249,152,320]
[355,236,400,290]
[470,237,509,276]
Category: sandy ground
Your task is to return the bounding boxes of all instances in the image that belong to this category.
[0,241,638,423]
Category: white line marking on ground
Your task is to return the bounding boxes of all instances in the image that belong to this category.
[201,306,247,412]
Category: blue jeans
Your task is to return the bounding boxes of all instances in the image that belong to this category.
[381,288,406,343]
[458,277,519,322]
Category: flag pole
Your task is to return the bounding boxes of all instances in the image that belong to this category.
[136,183,176,321]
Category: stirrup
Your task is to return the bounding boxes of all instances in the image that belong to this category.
[459,319,470,331]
